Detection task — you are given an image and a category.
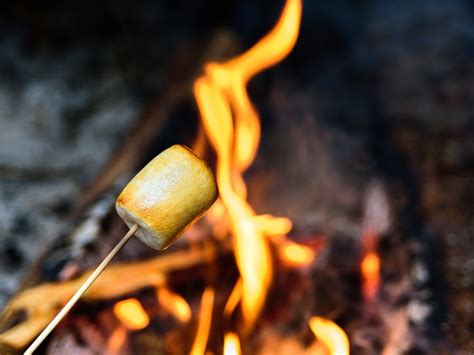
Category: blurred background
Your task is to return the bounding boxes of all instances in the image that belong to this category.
[0,0,473,353]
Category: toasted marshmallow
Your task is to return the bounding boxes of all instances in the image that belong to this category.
[116,145,218,250]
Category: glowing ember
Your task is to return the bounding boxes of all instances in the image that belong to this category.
[113,298,149,331]
[193,0,302,330]
[157,287,192,323]
[223,332,241,355]
[190,287,215,355]
[278,241,315,267]
[309,317,350,355]
[361,251,381,301]
[360,183,389,302]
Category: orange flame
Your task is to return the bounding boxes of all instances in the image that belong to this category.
[190,287,215,355]
[157,287,192,323]
[361,251,381,301]
[193,0,302,330]
[224,279,243,317]
[113,298,149,331]
[223,332,242,355]
[309,317,350,355]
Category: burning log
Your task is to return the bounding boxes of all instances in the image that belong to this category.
[0,240,230,351]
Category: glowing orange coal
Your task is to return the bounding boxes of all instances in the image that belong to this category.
[361,250,381,301]
[278,240,315,267]
[309,316,350,355]
[157,286,191,323]
[113,298,149,330]
[360,183,389,302]
[193,0,303,331]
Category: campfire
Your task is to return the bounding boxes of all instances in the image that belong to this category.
[0,0,470,354]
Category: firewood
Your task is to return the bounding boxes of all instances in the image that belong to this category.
[0,240,229,350]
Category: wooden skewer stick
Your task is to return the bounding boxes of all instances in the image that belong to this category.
[24,224,140,355]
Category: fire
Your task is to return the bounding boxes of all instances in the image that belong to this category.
[223,332,241,355]
[190,287,215,355]
[278,240,315,267]
[224,279,242,317]
[193,0,302,330]
[309,317,350,355]
[157,287,191,323]
[361,251,381,301]
[113,298,149,330]
[360,183,389,302]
